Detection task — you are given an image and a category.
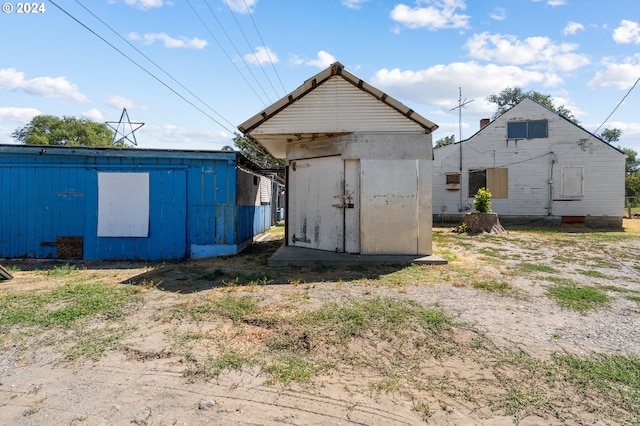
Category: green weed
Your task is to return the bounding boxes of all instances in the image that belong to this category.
[547,284,609,312]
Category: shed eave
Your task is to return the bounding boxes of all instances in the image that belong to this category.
[237,62,439,145]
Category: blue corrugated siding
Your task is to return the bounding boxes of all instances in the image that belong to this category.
[0,146,271,261]
[238,205,271,242]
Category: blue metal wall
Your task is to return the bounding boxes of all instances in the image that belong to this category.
[0,145,271,261]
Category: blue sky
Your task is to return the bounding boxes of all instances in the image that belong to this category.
[1,0,640,153]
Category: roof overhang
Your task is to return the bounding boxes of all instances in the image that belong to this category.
[238,62,438,158]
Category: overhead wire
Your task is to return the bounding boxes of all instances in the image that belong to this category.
[223,0,280,99]
[196,0,273,105]
[242,0,287,96]
[185,0,268,107]
[592,76,640,136]
[71,0,236,131]
[48,0,236,134]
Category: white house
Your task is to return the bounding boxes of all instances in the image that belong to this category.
[239,62,439,255]
[433,98,626,227]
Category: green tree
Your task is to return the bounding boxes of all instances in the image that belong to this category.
[599,128,623,144]
[434,134,455,148]
[486,87,578,123]
[620,147,639,175]
[233,133,284,169]
[626,172,640,203]
[12,115,117,147]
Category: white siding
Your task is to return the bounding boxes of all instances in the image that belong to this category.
[252,78,426,135]
[433,98,625,222]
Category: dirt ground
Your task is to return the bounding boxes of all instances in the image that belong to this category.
[1,222,639,425]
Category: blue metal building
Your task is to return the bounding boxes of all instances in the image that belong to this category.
[0,144,281,261]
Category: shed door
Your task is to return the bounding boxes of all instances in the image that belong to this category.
[360,159,419,255]
[288,156,344,252]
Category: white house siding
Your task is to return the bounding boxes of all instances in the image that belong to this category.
[433,98,625,227]
[252,77,426,135]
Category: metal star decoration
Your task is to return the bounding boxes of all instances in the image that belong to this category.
[105,108,145,146]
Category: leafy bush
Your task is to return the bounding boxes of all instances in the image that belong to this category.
[474,187,492,213]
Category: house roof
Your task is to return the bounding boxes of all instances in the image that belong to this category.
[435,97,626,157]
[238,62,438,158]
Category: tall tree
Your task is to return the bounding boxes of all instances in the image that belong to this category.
[486,87,578,123]
[434,134,455,148]
[12,115,117,147]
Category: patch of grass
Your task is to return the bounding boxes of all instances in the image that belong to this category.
[0,282,143,332]
[188,295,260,323]
[472,279,518,297]
[577,269,612,279]
[547,284,609,312]
[45,263,78,277]
[264,354,317,385]
[64,326,132,360]
[305,297,452,342]
[551,353,640,417]
[200,350,252,378]
[517,262,558,274]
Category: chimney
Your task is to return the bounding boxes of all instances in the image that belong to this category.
[480,118,490,129]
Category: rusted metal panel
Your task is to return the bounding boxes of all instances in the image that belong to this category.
[344,160,360,254]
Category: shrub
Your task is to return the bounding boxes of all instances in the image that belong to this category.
[474,187,492,213]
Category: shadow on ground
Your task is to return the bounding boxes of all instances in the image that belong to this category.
[124,239,422,294]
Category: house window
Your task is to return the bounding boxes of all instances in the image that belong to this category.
[468,170,487,197]
[507,120,548,139]
[561,166,583,199]
[446,173,461,184]
[468,168,508,199]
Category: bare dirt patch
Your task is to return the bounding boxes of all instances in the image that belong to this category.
[1,222,639,425]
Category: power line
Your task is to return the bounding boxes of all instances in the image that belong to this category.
[242,0,287,96]
[195,0,273,105]
[48,0,236,134]
[592,76,640,136]
[223,0,280,99]
[72,0,236,130]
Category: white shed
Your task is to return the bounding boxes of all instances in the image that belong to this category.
[433,98,626,227]
[239,62,439,256]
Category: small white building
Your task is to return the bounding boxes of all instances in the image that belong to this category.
[433,98,626,227]
[239,62,439,255]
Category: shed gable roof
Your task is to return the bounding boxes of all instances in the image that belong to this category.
[238,62,438,158]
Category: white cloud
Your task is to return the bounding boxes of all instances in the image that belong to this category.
[563,21,584,36]
[82,108,104,121]
[547,0,566,6]
[109,0,165,10]
[305,51,337,68]
[588,55,640,89]
[371,62,560,116]
[342,0,368,9]
[128,32,207,49]
[390,0,470,31]
[465,33,590,72]
[140,124,232,150]
[245,46,279,65]
[0,68,88,102]
[107,96,148,110]
[613,20,640,44]
[0,107,41,122]
[490,7,506,21]
[224,0,257,14]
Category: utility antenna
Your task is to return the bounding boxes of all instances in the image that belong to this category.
[105,108,145,146]
[449,87,474,142]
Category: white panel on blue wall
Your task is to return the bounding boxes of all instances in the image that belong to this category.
[97,172,150,237]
